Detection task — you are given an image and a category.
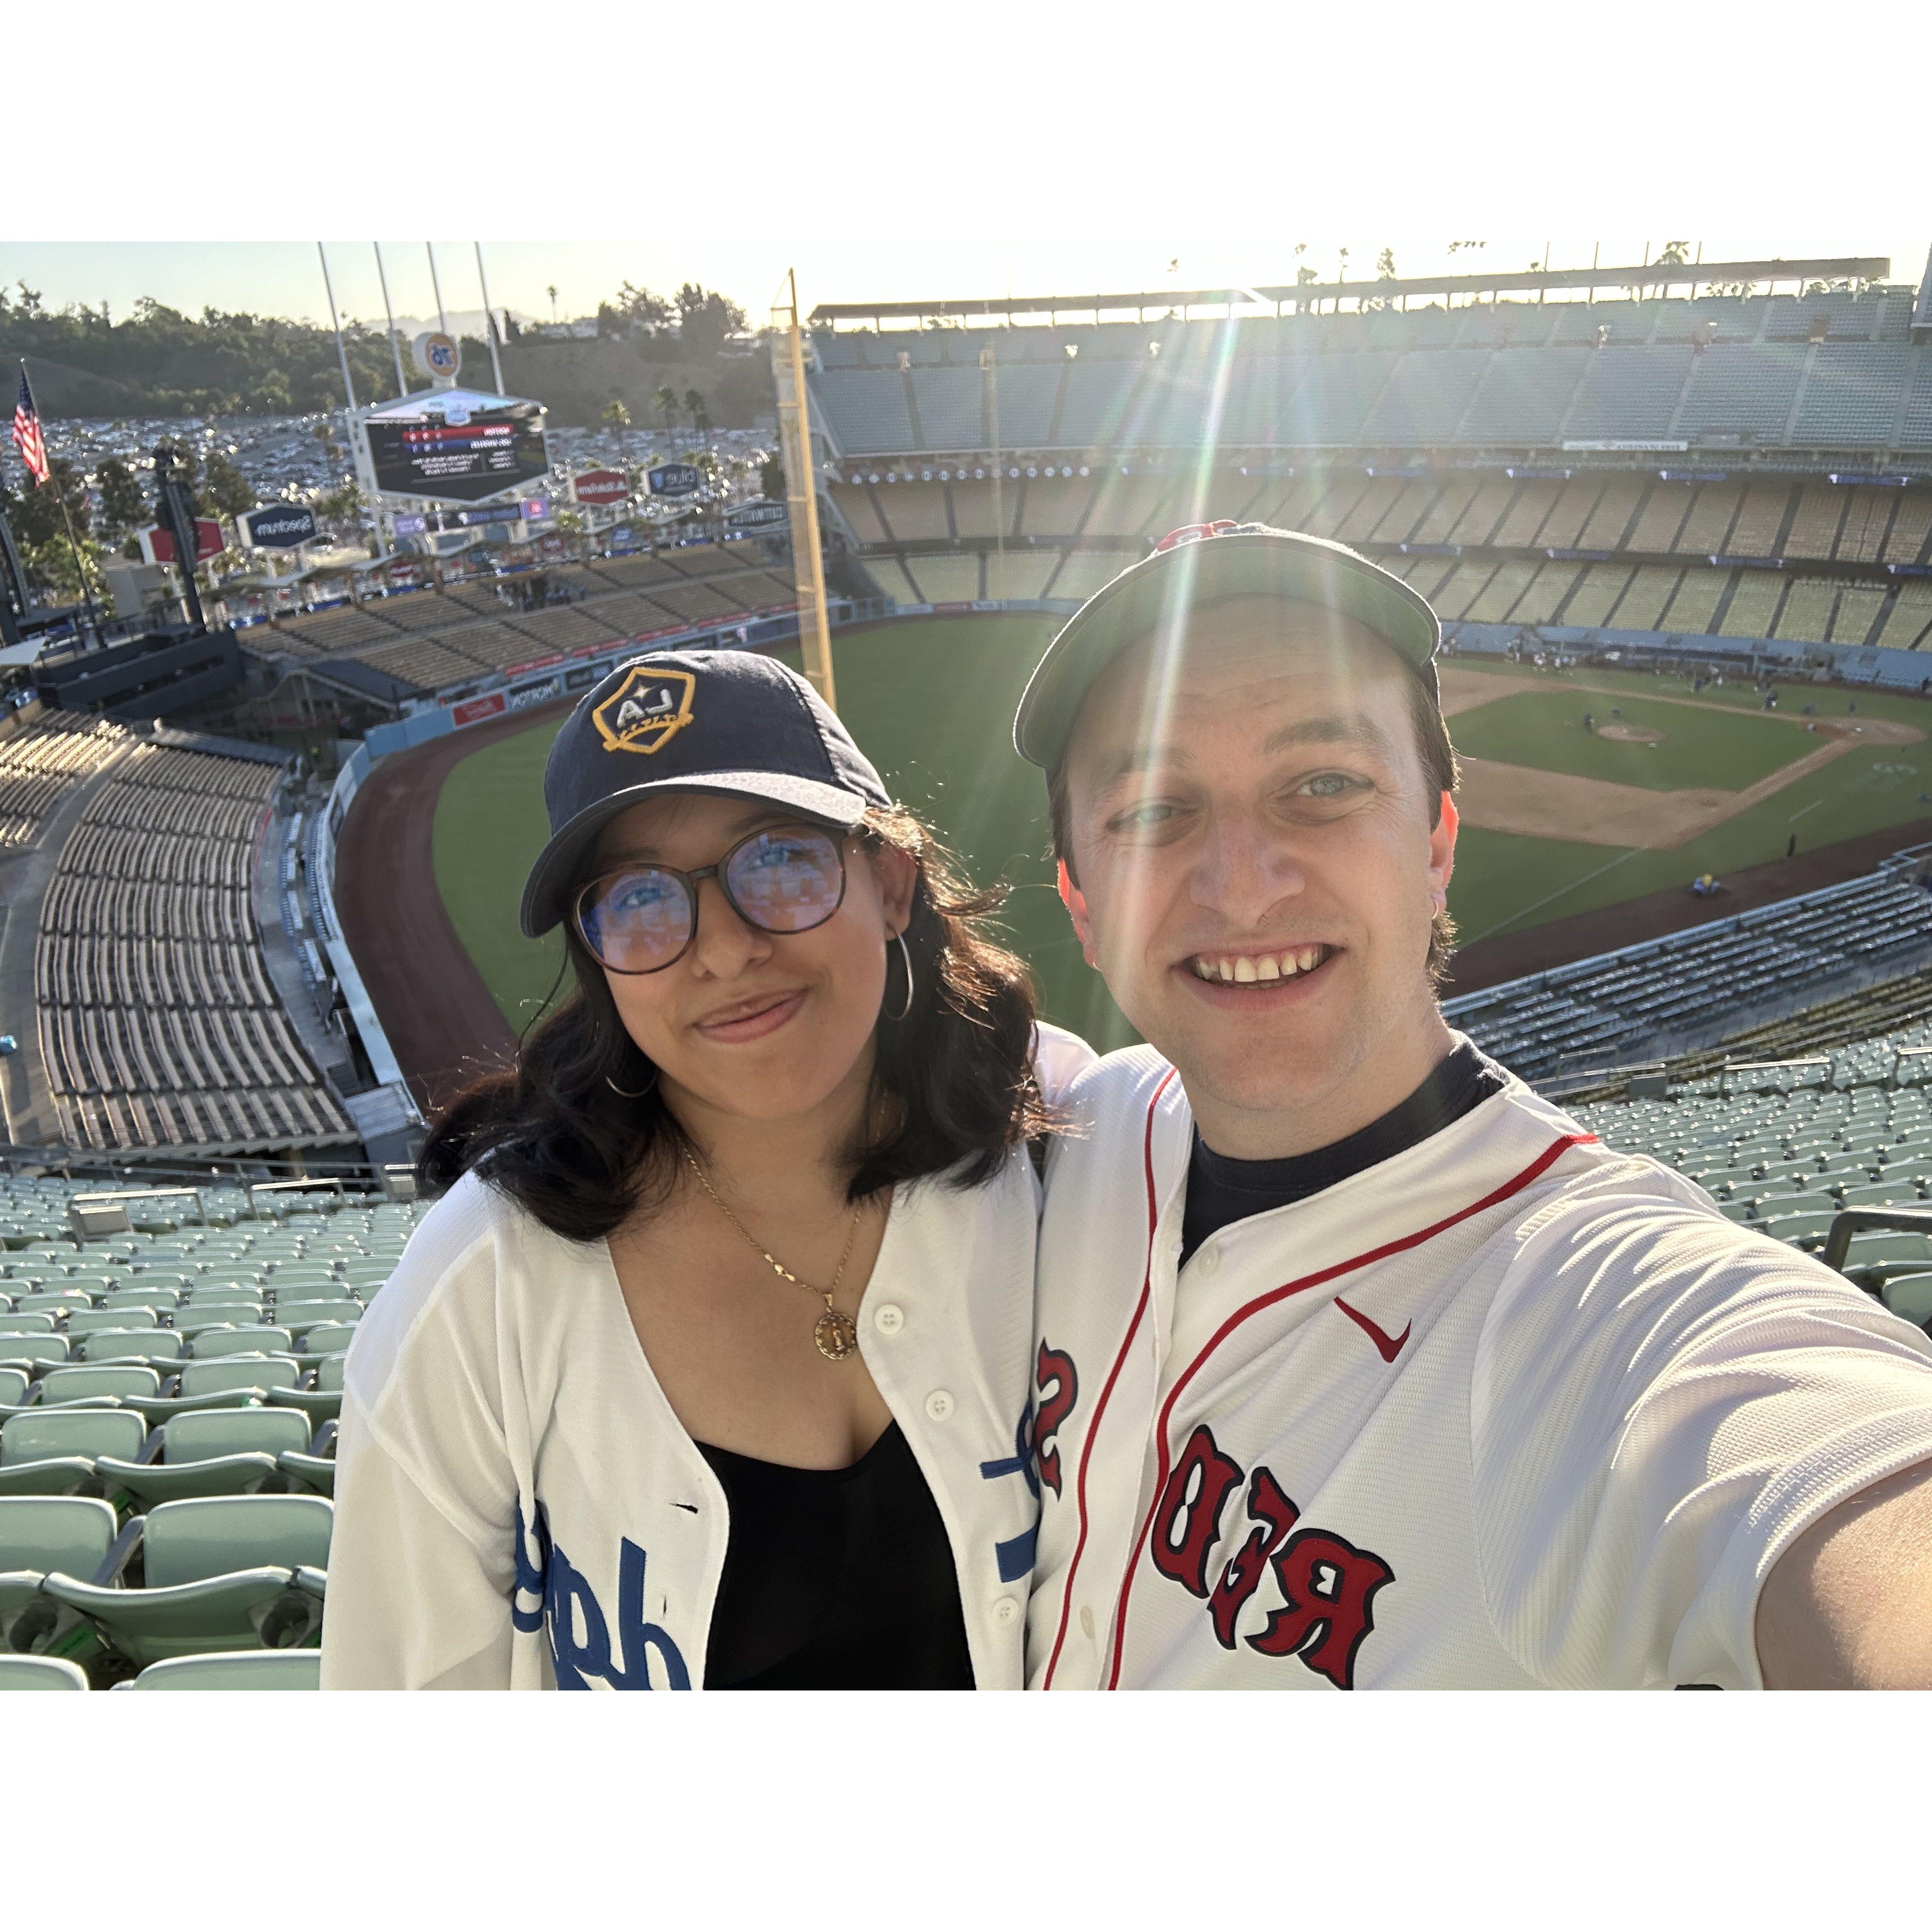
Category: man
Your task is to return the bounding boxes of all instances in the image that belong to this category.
[1015,522,1932,1690]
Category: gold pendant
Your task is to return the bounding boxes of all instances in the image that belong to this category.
[814,1307,860,1361]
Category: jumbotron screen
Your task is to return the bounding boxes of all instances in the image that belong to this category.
[363,395,550,504]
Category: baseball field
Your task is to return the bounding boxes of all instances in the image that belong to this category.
[414,618,1932,1070]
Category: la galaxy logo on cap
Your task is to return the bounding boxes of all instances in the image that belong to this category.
[593,665,697,756]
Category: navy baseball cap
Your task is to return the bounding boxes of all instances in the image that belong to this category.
[518,649,893,938]
[1012,522,1442,770]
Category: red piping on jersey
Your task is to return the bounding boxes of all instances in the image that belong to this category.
[1103,1128,1598,1689]
[1040,1065,1178,1690]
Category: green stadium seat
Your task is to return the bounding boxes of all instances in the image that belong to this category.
[103,1287,179,1311]
[78,1330,182,1365]
[15,1291,87,1314]
[37,1366,161,1406]
[1757,1211,1839,1248]
[1878,1273,1932,1329]
[191,1327,292,1359]
[65,1307,158,1337]
[41,1495,332,1668]
[96,1408,311,1508]
[125,1648,319,1690]
[0,1494,120,1661]
[177,1357,301,1399]
[0,1313,58,1335]
[0,1407,147,1497]
[276,1298,361,1329]
[1838,1233,1932,1287]
[0,1369,26,1409]
[4,1335,69,1366]
[0,1652,90,1687]
[291,1322,359,1359]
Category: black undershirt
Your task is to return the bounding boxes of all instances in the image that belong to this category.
[697,1422,975,1690]
[1179,1042,1507,1269]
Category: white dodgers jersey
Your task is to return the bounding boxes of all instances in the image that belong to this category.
[1027,1044,1932,1690]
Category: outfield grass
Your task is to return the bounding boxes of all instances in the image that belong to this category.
[1447,687,1807,793]
[429,636,1932,1038]
[431,617,1139,1052]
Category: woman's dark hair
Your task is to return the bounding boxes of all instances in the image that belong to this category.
[419,806,1052,1241]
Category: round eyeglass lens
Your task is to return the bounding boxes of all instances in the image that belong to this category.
[580,868,694,971]
[724,828,846,933]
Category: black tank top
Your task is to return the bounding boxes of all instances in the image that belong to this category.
[696,1422,976,1690]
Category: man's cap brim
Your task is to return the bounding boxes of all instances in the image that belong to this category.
[518,771,871,938]
[1012,529,1441,769]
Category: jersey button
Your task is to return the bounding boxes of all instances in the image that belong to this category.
[1196,1245,1221,1277]
[924,1389,954,1422]
[992,1596,1019,1626]
[873,1303,905,1335]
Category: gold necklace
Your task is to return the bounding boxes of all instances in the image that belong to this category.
[682,1146,865,1361]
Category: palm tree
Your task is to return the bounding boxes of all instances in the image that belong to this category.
[548,284,559,324]
[683,388,705,445]
[655,385,678,437]
[601,400,631,431]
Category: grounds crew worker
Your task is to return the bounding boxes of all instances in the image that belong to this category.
[1014,522,1932,1690]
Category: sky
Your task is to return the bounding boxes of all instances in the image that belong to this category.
[6,1,1928,327]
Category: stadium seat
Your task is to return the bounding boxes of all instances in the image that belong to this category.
[79,1329,182,1364]
[125,1648,319,1690]
[65,1307,158,1337]
[95,1408,312,1507]
[294,1322,359,1358]
[0,1653,89,1689]
[0,1407,146,1497]
[279,1421,337,1498]
[177,1357,301,1399]
[0,1368,27,1409]
[1879,1273,1932,1329]
[41,1494,332,1668]
[192,1326,292,1359]
[37,1365,161,1406]
[0,1495,119,1659]
[0,1313,58,1334]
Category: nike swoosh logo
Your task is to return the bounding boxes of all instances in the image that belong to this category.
[1334,1297,1411,1364]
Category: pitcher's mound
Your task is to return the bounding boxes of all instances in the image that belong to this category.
[1599,722,1664,744]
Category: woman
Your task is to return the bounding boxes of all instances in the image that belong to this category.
[321,648,1090,1689]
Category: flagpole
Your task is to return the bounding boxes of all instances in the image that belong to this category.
[19,359,102,644]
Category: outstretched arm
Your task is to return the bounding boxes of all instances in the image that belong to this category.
[1757,1456,1932,1689]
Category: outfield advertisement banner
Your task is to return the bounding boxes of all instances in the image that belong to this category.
[450,692,507,727]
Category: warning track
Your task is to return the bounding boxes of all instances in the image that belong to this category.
[333,701,569,1116]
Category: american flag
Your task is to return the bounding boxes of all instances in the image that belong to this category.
[12,364,49,486]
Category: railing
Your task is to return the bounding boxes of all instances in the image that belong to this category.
[1821,1204,1932,1276]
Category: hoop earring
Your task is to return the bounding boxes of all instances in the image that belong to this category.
[606,1061,659,1099]
[886,932,915,1023]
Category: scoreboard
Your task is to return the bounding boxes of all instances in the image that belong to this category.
[361,391,550,505]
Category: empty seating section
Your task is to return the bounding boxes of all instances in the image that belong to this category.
[245,543,800,696]
[1443,873,1932,1087]
[0,1180,430,1688]
[1784,486,1846,559]
[33,745,353,1154]
[1675,346,1808,441]
[0,714,131,851]
[903,555,980,603]
[1771,579,1838,644]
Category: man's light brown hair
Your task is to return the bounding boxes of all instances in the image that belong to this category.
[1046,648,1462,986]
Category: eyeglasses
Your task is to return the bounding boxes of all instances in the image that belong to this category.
[574,824,850,975]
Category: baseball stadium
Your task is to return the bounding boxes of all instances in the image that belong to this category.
[5,244,1932,1684]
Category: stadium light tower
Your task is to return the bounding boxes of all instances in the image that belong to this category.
[770,269,837,709]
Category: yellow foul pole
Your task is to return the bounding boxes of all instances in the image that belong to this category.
[770,269,836,710]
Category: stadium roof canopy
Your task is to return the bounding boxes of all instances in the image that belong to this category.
[810,257,1893,328]
[363,387,535,418]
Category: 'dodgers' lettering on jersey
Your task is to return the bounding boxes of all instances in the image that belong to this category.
[1150,1423,1394,1689]
[513,1502,692,1690]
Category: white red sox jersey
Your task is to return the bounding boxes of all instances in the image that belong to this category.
[1026,1042,1932,1690]
[322,1024,1092,1690]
